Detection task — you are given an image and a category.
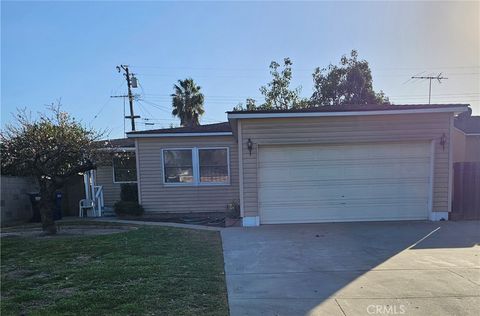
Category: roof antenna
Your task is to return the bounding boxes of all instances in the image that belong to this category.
[410,73,448,104]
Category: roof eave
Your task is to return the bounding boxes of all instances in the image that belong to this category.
[227,106,469,120]
[126,131,233,138]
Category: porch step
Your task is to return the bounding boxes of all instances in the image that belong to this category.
[102,207,116,217]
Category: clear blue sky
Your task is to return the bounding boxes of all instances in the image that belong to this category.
[2,1,479,139]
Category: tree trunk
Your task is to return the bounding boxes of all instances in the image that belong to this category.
[39,183,57,235]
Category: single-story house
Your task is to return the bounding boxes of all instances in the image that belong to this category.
[91,104,469,226]
[81,138,136,216]
[453,115,480,163]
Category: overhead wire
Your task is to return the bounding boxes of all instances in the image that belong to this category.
[89,80,126,124]
[130,64,480,72]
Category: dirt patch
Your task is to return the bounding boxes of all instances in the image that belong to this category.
[0,225,137,238]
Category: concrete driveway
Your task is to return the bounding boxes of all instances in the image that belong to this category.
[221,221,480,316]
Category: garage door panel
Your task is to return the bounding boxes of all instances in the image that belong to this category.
[258,157,430,168]
[259,143,430,162]
[258,142,431,224]
[258,184,429,202]
[259,177,429,188]
[261,205,428,224]
[259,164,430,183]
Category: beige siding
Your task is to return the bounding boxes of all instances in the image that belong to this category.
[96,164,122,207]
[238,113,453,217]
[136,136,240,214]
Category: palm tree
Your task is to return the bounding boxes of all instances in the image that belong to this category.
[171,78,205,127]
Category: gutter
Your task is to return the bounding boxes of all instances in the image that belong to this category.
[227,106,469,119]
[127,132,233,138]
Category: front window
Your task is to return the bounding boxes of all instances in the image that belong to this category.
[113,152,137,183]
[162,148,229,185]
[199,148,229,183]
[163,149,194,183]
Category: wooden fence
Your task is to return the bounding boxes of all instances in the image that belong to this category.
[451,162,480,220]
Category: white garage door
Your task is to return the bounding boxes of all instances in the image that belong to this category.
[258,142,431,224]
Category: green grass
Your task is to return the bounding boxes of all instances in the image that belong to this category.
[1,226,229,315]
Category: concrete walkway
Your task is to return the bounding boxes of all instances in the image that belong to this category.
[92,217,223,231]
[221,221,480,316]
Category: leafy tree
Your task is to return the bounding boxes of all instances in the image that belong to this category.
[234,51,388,111]
[171,78,205,127]
[235,58,308,111]
[259,58,308,110]
[233,98,257,111]
[311,50,389,106]
[1,105,106,234]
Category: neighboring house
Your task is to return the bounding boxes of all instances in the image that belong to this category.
[453,115,480,162]
[91,104,469,226]
[91,138,136,212]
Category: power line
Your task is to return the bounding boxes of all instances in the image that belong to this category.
[137,99,172,113]
[130,64,480,72]
[89,81,125,124]
[137,99,155,118]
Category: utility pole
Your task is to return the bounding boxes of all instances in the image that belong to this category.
[411,73,448,104]
[116,65,140,131]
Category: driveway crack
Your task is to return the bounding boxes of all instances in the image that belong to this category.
[334,298,347,316]
[447,268,480,286]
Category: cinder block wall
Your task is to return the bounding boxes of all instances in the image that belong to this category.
[1,176,38,226]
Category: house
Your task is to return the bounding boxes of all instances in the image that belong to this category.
[90,104,469,226]
[82,137,136,216]
[453,115,480,162]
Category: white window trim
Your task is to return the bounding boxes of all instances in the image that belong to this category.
[112,153,138,184]
[161,147,231,187]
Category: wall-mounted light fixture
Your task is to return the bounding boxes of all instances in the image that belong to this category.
[247,138,253,156]
[440,133,447,151]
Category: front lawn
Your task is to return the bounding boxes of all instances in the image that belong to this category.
[1,225,229,315]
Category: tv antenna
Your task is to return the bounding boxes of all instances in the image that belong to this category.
[411,73,448,104]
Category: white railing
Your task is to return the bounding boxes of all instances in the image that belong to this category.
[80,170,104,217]
[93,185,104,217]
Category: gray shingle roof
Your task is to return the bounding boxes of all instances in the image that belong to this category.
[455,116,480,134]
[127,122,231,135]
[99,138,135,148]
[227,104,468,114]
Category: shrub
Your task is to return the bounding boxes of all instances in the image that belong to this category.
[114,201,144,217]
[226,200,240,219]
[120,183,138,202]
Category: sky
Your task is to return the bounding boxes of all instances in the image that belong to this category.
[2,1,479,139]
